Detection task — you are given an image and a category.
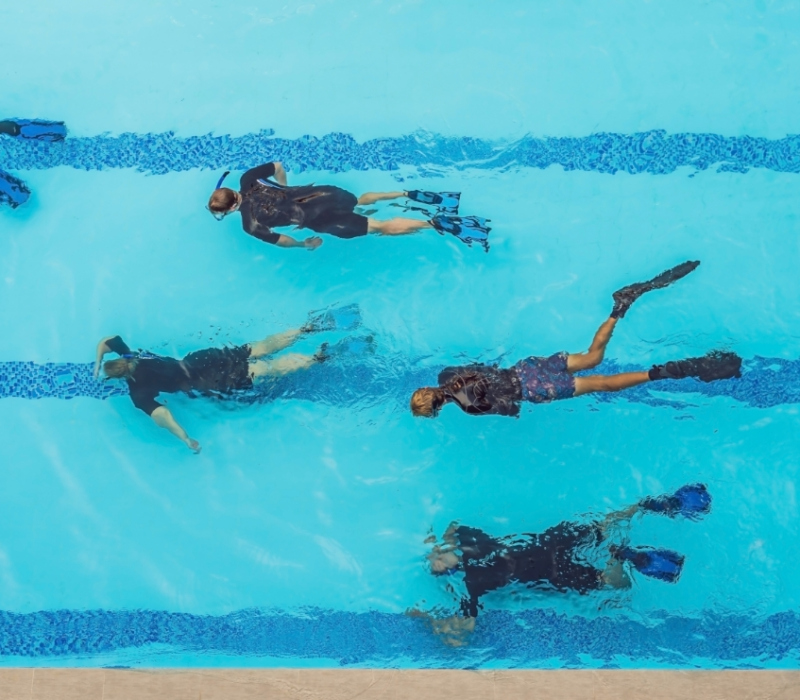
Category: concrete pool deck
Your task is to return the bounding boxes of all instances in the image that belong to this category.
[0,669,797,699]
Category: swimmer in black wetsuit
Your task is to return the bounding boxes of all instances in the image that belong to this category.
[415,484,711,645]
[410,261,743,419]
[206,161,434,250]
[94,325,326,452]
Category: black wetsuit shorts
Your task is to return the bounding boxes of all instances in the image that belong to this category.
[182,345,253,394]
[300,187,369,239]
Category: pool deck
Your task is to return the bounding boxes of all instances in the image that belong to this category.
[0,669,796,699]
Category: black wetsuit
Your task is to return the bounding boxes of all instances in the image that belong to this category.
[438,365,523,417]
[106,336,253,415]
[455,524,604,618]
[238,163,369,245]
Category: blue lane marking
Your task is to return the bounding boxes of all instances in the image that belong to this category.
[0,605,797,667]
[2,129,800,177]
[0,355,798,410]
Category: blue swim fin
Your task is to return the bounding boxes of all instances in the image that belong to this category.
[2,119,67,142]
[0,170,31,208]
[304,303,362,333]
[407,190,461,215]
[430,214,491,252]
[639,484,712,521]
[615,546,685,583]
[316,335,375,362]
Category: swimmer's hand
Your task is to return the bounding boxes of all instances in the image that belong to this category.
[185,438,201,453]
[406,609,475,647]
[304,236,323,250]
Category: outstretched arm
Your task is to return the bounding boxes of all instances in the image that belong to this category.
[94,335,122,377]
[151,406,201,453]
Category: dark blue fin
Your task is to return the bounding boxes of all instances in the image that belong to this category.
[430,214,491,252]
[6,119,67,142]
[304,303,362,333]
[616,546,685,583]
[0,170,31,208]
[639,483,712,521]
[407,190,461,215]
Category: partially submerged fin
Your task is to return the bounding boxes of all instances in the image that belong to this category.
[316,335,375,363]
[407,190,461,215]
[0,170,31,208]
[304,303,362,333]
[430,214,491,252]
[639,484,711,521]
[615,546,685,583]
[611,260,700,318]
[650,351,742,383]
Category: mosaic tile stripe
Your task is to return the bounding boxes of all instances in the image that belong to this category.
[3,129,800,177]
[0,355,797,410]
[0,605,797,667]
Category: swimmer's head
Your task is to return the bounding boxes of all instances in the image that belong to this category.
[103,357,137,379]
[428,548,460,576]
[207,188,240,220]
[410,387,446,417]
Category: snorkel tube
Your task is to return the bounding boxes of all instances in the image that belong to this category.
[215,171,231,190]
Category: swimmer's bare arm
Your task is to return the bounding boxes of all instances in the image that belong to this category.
[273,233,323,250]
[151,406,201,453]
[273,161,287,186]
[248,222,322,250]
[93,335,119,378]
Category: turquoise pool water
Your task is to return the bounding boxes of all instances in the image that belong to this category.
[2,0,800,668]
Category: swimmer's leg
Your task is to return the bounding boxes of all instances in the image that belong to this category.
[566,317,617,372]
[357,191,406,206]
[248,329,303,358]
[368,217,434,236]
[601,556,632,589]
[573,371,650,397]
[250,352,320,378]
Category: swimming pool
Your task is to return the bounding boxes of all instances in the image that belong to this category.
[2,0,800,669]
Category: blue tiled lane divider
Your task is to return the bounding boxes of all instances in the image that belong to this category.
[3,129,800,177]
[1,355,799,410]
[0,606,798,667]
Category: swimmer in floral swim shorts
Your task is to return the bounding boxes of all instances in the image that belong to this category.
[410,260,743,418]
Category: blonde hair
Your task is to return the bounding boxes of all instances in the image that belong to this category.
[410,387,444,417]
[208,187,238,213]
[103,357,137,379]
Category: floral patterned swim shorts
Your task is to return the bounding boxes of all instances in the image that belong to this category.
[514,352,575,404]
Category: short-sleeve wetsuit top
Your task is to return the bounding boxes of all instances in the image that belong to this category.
[237,163,367,244]
[455,524,604,618]
[105,336,193,415]
[437,365,523,417]
[106,337,253,415]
